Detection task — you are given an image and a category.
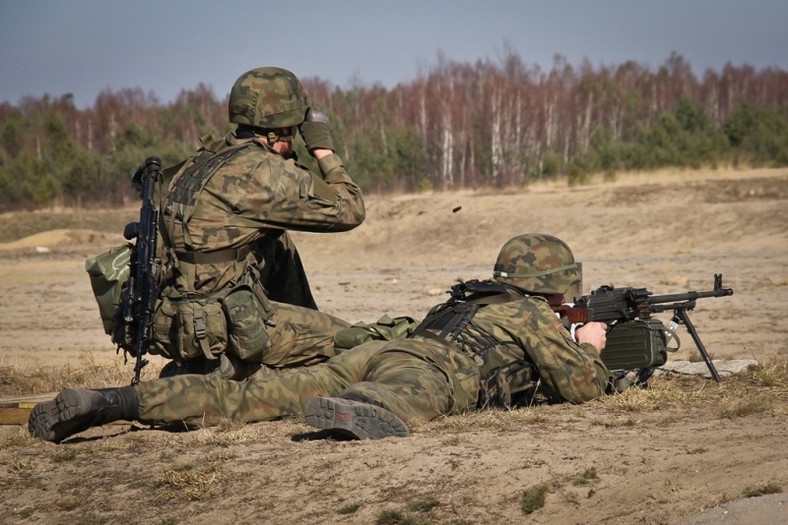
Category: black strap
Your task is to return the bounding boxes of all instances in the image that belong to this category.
[175,245,252,265]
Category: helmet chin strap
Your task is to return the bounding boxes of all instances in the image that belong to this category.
[266,130,294,145]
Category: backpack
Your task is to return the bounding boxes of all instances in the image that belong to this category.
[85,244,132,335]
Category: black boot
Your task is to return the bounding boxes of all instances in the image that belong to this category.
[28,387,139,443]
[303,396,409,440]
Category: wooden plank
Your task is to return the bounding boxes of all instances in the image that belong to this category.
[0,394,135,427]
[0,393,57,425]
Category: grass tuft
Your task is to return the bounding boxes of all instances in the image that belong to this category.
[0,353,148,397]
[337,502,361,515]
[521,483,550,514]
[51,449,79,463]
[376,508,420,525]
[406,495,439,512]
[161,464,222,502]
[572,467,599,486]
[743,483,782,498]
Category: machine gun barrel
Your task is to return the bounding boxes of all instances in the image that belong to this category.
[649,274,733,305]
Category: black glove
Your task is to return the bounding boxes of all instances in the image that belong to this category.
[299,105,334,152]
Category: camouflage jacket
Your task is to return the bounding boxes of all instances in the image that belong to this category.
[414,282,609,407]
[161,132,365,295]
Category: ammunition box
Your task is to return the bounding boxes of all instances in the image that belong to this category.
[602,319,668,371]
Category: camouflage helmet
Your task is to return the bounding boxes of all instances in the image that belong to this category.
[228,67,310,129]
[492,233,580,294]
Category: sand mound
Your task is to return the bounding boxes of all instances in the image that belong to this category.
[0,229,122,251]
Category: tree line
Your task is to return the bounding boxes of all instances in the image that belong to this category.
[1,52,787,210]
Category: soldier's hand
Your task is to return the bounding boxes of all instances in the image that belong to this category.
[299,105,334,153]
[576,322,607,353]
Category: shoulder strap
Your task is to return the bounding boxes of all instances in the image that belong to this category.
[450,279,525,305]
[413,280,523,341]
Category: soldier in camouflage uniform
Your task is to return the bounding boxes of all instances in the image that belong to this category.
[29,234,610,443]
[146,67,365,377]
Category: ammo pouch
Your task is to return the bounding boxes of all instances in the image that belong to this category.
[151,294,228,361]
[85,244,132,335]
[221,279,274,360]
[151,275,274,362]
[477,361,541,410]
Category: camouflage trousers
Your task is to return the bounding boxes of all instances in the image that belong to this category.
[135,337,481,427]
[258,301,349,368]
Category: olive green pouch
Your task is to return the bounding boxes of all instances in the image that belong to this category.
[85,244,131,335]
[222,283,273,360]
[174,297,228,360]
[333,315,418,351]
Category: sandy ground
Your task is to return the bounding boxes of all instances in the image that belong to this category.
[0,168,786,524]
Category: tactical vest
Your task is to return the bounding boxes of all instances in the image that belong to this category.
[412,279,522,358]
[411,280,552,408]
[146,136,276,363]
[164,135,263,262]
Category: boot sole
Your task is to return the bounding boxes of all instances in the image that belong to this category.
[304,397,409,439]
[28,389,101,443]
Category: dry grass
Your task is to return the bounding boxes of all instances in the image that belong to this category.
[160,463,223,502]
[2,363,785,523]
[742,483,783,498]
[607,359,786,406]
[0,352,142,397]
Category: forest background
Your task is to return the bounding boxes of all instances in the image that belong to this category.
[1,52,787,210]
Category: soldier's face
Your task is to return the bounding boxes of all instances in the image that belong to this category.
[280,127,298,153]
[278,139,292,155]
[272,127,297,156]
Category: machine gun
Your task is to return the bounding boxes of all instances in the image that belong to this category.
[114,156,162,384]
[553,274,734,382]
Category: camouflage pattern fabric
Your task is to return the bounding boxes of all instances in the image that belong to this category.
[143,117,364,367]
[163,133,365,297]
[134,294,608,428]
[260,302,351,367]
[333,314,419,350]
[493,233,580,294]
[228,67,311,129]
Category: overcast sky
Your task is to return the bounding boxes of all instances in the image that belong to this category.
[2,0,787,110]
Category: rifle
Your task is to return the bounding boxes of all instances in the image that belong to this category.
[117,156,162,384]
[553,274,734,382]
